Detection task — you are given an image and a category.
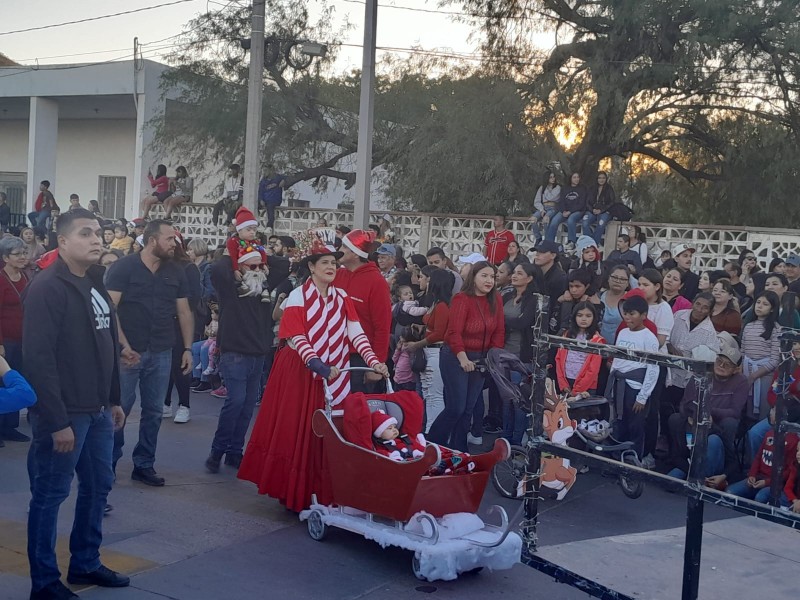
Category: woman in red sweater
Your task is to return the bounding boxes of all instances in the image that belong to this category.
[427,261,504,451]
[0,236,30,444]
[403,269,454,432]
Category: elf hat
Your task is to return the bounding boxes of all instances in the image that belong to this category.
[372,410,398,438]
[342,229,377,258]
[238,245,266,265]
[234,206,258,231]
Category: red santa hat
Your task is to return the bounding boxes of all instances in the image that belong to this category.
[342,229,376,259]
[371,410,398,438]
[238,244,267,265]
[234,206,258,231]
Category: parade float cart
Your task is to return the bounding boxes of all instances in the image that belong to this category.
[299,368,522,582]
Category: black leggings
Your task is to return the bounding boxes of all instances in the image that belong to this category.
[643,367,668,457]
[164,342,192,408]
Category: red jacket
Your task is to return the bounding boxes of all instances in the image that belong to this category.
[748,428,798,487]
[555,331,605,394]
[0,272,27,344]
[484,229,515,265]
[334,262,391,362]
[785,461,800,503]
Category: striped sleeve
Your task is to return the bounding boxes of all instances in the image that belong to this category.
[290,334,319,365]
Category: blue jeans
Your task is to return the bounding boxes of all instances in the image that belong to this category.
[581,211,611,244]
[727,479,772,504]
[211,352,265,456]
[747,418,771,465]
[192,340,211,380]
[427,347,486,452]
[114,349,172,470]
[27,410,114,592]
[546,211,583,243]
[531,208,557,242]
[667,433,725,480]
[28,209,50,228]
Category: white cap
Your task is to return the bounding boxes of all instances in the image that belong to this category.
[458,252,487,265]
[673,243,696,257]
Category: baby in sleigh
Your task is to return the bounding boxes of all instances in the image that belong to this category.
[342,389,508,476]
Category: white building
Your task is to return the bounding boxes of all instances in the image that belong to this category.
[0,58,378,224]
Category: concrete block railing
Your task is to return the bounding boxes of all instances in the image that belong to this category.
[154,204,799,271]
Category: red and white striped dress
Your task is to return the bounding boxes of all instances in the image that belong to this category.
[238,279,380,511]
[281,279,378,406]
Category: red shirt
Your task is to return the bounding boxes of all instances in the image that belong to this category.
[446,292,505,355]
[485,229,515,265]
[423,301,450,345]
[334,262,392,362]
[0,272,27,344]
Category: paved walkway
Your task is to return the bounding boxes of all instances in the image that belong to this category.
[1,392,798,599]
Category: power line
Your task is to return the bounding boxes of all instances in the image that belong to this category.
[0,0,202,37]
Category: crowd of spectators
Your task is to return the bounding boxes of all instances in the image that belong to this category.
[3,173,800,598]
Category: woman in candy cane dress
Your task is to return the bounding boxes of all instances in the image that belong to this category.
[238,231,389,511]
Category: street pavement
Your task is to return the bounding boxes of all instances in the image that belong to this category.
[1,391,799,600]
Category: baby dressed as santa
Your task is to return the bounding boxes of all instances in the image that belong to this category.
[371,411,426,462]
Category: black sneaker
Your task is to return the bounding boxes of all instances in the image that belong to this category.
[67,565,130,588]
[131,467,165,487]
[205,450,223,473]
[191,381,213,393]
[30,580,79,599]
[224,453,243,468]
[189,378,201,389]
[2,428,31,442]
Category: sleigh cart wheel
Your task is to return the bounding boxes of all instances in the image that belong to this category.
[411,553,427,581]
[619,452,645,500]
[491,444,528,499]
[307,510,328,541]
[465,567,484,575]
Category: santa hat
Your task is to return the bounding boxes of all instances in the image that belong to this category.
[238,244,267,265]
[371,411,398,438]
[173,227,184,248]
[234,206,258,231]
[342,229,376,259]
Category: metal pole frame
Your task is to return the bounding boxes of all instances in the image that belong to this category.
[242,0,266,214]
[520,297,800,600]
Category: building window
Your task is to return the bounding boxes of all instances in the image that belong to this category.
[0,171,27,216]
[98,176,126,219]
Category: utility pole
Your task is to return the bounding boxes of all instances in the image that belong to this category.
[242,0,266,213]
[352,0,378,230]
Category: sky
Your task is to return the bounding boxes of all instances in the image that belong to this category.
[0,0,498,72]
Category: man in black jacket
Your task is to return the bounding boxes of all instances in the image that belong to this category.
[533,240,568,333]
[205,253,272,472]
[24,209,129,600]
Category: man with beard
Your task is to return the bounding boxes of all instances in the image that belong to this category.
[107,220,193,487]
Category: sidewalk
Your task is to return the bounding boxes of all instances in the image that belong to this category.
[1,392,798,599]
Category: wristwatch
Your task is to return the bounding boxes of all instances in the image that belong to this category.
[183,348,191,352]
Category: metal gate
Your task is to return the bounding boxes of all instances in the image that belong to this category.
[521,295,800,599]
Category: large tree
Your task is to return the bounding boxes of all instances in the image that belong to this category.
[455,0,800,187]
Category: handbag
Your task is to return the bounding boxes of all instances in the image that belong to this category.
[411,348,427,373]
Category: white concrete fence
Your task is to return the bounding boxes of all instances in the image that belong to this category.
[155,204,800,271]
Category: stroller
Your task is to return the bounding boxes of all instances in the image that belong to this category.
[300,367,523,581]
[484,349,644,500]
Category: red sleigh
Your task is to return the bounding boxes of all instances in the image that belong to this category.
[303,368,521,582]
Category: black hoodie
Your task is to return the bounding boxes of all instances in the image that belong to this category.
[22,257,121,434]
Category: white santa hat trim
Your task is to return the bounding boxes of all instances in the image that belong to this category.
[342,234,368,258]
[236,218,258,231]
[238,251,263,264]
[373,414,398,438]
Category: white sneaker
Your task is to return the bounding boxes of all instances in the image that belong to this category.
[467,433,483,446]
[162,405,172,419]
[173,406,190,424]
[641,454,656,470]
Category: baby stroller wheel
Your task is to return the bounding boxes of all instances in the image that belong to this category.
[491,444,528,499]
[307,510,328,541]
[412,553,427,581]
[618,453,645,500]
